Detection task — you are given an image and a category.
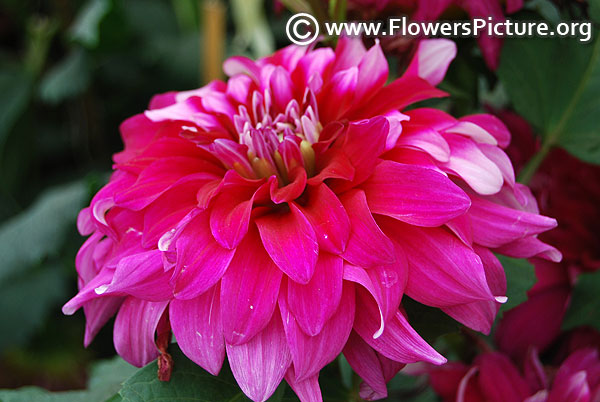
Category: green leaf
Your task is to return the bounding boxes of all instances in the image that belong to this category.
[0,180,88,284]
[403,297,461,344]
[496,255,536,315]
[118,345,254,402]
[498,37,600,165]
[562,270,600,331]
[0,264,67,351]
[69,0,112,47]
[39,50,91,104]
[590,0,600,23]
[524,0,561,24]
[0,356,136,402]
[0,69,33,156]
[231,0,275,58]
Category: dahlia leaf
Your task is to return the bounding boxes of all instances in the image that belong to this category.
[0,180,87,284]
[39,49,91,104]
[495,255,536,315]
[69,0,112,48]
[562,271,600,331]
[0,68,32,156]
[117,344,286,402]
[498,37,600,170]
[0,355,136,402]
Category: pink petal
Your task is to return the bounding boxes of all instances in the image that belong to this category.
[226,310,292,402]
[339,117,389,188]
[210,177,268,249]
[113,297,169,367]
[170,285,225,375]
[332,36,367,73]
[270,66,294,113]
[468,194,558,248]
[353,294,446,365]
[445,121,498,145]
[96,250,172,301]
[344,259,407,339]
[476,352,532,402]
[62,268,114,315]
[220,226,283,345]
[256,203,318,284]
[352,76,447,119]
[494,236,562,262]
[340,190,396,268]
[318,67,358,122]
[280,282,355,381]
[83,296,124,347]
[355,41,388,103]
[460,114,511,148]
[287,252,343,336]
[405,39,456,86]
[297,184,350,254]
[478,144,515,187]
[223,55,261,82]
[441,134,504,195]
[396,127,451,162]
[285,369,323,402]
[380,220,495,306]
[171,212,235,299]
[362,160,471,227]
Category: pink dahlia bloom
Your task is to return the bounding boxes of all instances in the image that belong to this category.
[63,38,557,401]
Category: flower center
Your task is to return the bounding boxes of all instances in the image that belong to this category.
[233,89,322,183]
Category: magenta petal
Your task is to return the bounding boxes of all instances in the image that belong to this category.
[83,296,124,347]
[297,184,350,254]
[220,226,283,345]
[280,282,355,381]
[460,114,511,148]
[476,352,532,402]
[441,134,504,195]
[340,190,396,268]
[468,194,558,248]
[355,41,388,103]
[97,250,172,301]
[343,331,404,400]
[285,369,323,402]
[353,292,446,365]
[170,286,225,375]
[62,268,114,315]
[226,310,292,402]
[340,117,389,187]
[343,259,407,339]
[287,252,343,336]
[405,39,456,86]
[210,179,267,249]
[396,127,451,162]
[256,203,318,284]
[381,220,495,306]
[343,331,388,399]
[318,67,358,122]
[362,160,471,227]
[442,246,507,334]
[113,297,169,367]
[495,236,562,262]
[171,212,235,299]
[269,66,294,113]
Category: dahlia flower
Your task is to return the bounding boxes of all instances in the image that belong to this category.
[63,37,558,401]
[426,347,600,402]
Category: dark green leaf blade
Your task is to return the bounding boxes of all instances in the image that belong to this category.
[562,270,600,331]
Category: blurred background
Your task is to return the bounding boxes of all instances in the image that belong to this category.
[0,0,598,400]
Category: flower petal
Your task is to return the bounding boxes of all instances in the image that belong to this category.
[226,310,292,402]
[287,252,343,336]
[362,160,471,227]
[113,297,169,367]
[405,39,456,86]
[256,203,318,284]
[220,226,283,345]
[171,212,235,299]
[170,286,225,375]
